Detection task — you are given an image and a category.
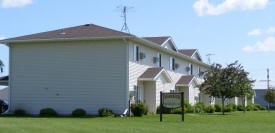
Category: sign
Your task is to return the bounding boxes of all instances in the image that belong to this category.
[160,92,184,122]
[162,93,181,108]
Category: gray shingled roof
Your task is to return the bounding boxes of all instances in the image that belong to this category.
[142,37,170,45]
[139,67,164,79]
[2,24,133,42]
[176,75,194,85]
[178,49,197,57]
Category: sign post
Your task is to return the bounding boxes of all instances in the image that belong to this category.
[160,91,184,122]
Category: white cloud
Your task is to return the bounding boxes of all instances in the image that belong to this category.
[1,0,33,8]
[248,29,262,36]
[0,36,6,40]
[243,37,275,52]
[248,27,275,36]
[193,0,269,16]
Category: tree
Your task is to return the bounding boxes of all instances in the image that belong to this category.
[263,89,275,111]
[0,60,3,73]
[199,61,254,115]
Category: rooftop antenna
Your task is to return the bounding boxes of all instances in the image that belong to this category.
[116,5,134,33]
[206,53,215,64]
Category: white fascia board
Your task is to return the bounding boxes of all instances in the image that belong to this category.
[153,68,172,83]
[0,36,132,44]
[138,78,155,81]
[160,37,178,52]
[175,84,189,87]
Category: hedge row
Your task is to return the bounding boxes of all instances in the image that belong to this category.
[13,108,114,117]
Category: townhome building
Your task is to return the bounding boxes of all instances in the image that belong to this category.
[0,24,212,115]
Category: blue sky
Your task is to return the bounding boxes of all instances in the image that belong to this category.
[0,0,275,89]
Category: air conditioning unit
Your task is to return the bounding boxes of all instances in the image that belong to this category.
[175,63,179,69]
[139,52,146,59]
[153,57,158,63]
[186,66,190,72]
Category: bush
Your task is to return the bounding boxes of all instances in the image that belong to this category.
[194,102,205,113]
[214,103,222,112]
[156,106,172,114]
[40,108,58,117]
[224,106,232,112]
[171,107,187,114]
[227,104,237,111]
[246,103,254,111]
[187,106,195,113]
[260,106,267,110]
[204,106,215,113]
[14,109,27,116]
[72,109,86,117]
[130,103,148,117]
[254,104,261,111]
[237,104,245,111]
[98,108,114,117]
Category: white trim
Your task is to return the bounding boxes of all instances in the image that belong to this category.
[160,37,178,51]
[190,50,202,61]
[124,39,130,113]
[8,45,11,113]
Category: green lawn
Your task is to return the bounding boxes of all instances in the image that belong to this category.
[0,111,275,133]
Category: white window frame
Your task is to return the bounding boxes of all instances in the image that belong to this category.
[169,57,175,70]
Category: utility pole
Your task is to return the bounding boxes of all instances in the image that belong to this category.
[260,68,271,110]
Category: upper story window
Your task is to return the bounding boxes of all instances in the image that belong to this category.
[170,57,175,70]
[189,64,193,75]
[134,45,139,61]
[198,67,201,77]
[157,53,162,67]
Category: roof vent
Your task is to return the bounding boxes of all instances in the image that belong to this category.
[84,24,90,26]
[60,29,66,35]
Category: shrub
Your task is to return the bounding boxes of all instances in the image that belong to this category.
[171,107,187,114]
[260,106,267,110]
[204,106,215,113]
[214,103,222,112]
[246,103,254,111]
[237,104,245,111]
[14,109,27,116]
[40,108,58,117]
[194,102,205,113]
[254,104,261,111]
[72,109,86,117]
[227,104,237,111]
[224,106,232,112]
[98,108,114,117]
[156,106,172,114]
[187,106,195,113]
[130,103,148,117]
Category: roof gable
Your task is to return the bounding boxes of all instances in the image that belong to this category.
[3,24,133,42]
[178,49,202,61]
[138,67,172,83]
[176,75,198,86]
[142,37,170,45]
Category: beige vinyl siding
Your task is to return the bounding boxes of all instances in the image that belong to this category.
[129,41,207,106]
[9,40,128,115]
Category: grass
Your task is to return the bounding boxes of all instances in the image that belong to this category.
[0,111,275,133]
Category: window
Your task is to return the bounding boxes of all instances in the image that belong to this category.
[189,64,193,75]
[198,67,201,77]
[134,45,139,61]
[157,53,162,67]
[169,57,175,70]
[134,85,139,103]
